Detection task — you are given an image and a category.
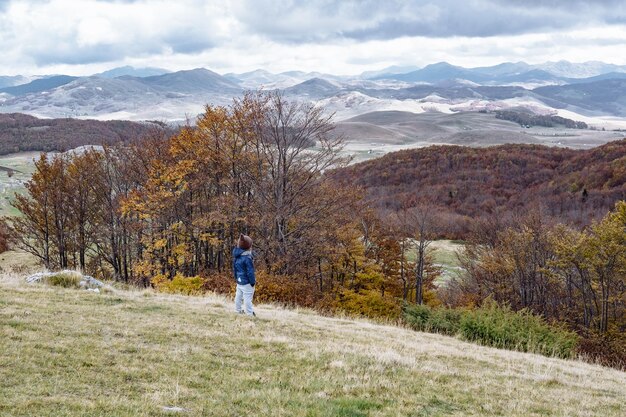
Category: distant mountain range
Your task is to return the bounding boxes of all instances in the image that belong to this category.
[370,61,626,85]
[0,75,33,89]
[1,61,626,123]
[96,66,170,78]
[0,68,241,121]
[0,75,79,97]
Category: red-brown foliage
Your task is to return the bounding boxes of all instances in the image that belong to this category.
[577,331,626,370]
[334,140,626,238]
[0,113,174,155]
[0,219,11,253]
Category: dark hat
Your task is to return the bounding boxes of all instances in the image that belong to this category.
[238,234,252,250]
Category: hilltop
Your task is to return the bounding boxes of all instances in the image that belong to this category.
[334,139,626,236]
[0,113,172,155]
[0,274,624,416]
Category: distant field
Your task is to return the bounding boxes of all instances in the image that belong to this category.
[336,111,624,163]
[430,240,465,284]
[404,240,465,284]
[0,250,40,274]
[0,152,38,217]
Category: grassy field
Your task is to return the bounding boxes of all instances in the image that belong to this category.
[405,240,465,284]
[0,250,40,275]
[429,240,465,283]
[338,111,625,163]
[1,273,624,416]
[0,152,38,217]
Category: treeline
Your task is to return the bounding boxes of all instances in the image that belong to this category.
[0,113,172,155]
[442,204,626,368]
[494,110,588,129]
[7,92,437,318]
[335,140,626,239]
[10,142,155,279]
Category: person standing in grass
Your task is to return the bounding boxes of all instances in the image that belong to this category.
[233,234,256,316]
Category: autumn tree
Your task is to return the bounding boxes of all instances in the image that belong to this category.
[395,205,441,304]
[9,136,166,280]
[231,91,350,272]
[453,202,625,335]
[11,154,66,269]
[122,92,355,291]
[551,201,626,333]
[66,149,102,270]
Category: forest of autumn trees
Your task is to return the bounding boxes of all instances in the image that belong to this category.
[494,110,588,129]
[4,93,625,366]
[443,203,626,367]
[336,140,626,238]
[10,142,155,279]
[0,113,170,154]
[7,92,435,318]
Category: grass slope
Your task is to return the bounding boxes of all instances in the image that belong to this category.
[0,152,37,217]
[1,274,624,417]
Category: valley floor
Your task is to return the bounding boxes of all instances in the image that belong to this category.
[0,274,624,416]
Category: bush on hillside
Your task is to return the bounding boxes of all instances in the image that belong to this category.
[403,301,578,359]
[151,273,206,295]
[44,271,82,288]
[577,331,626,370]
[254,271,321,308]
[333,288,402,320]
[459,301,578,358]
[403,303,462,334]
[202,272,234,295]
[0,219,11,253]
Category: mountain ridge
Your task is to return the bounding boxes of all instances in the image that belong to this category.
[3,61,626,122]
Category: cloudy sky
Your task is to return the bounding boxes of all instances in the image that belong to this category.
[1,0,626,76]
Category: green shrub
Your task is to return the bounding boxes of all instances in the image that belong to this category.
[459,301,578,358]
[403,304,461,335]
[335,289,402,320]
[45,271,82,288]
[403,301,578,359]
[429,308,463,335]
[403,304,432,330]
[577,331,626,370]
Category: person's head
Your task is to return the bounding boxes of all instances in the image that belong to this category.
[238,234,252,250]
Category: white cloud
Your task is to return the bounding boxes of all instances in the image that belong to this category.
[0,0,625,76]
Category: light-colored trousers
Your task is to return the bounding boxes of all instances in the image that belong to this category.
[234,284,255,315]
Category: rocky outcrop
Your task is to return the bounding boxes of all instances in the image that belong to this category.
[26,270,105,290]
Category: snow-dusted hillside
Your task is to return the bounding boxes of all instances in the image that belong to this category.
[2,60,626,127]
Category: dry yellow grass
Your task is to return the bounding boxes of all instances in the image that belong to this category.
[1,272,624,416]
[0,250,41,273]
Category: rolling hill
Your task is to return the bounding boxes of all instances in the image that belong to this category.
[535,79,626,115]
[334,111,623,161]
[284,77,342,98]
[97,66,171,78]
[0,75,78,97]
[334,139,626,237]
[0,75,32,89]
[136,68,241,94]
[1,274,624,416]
[0,113,171,154]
